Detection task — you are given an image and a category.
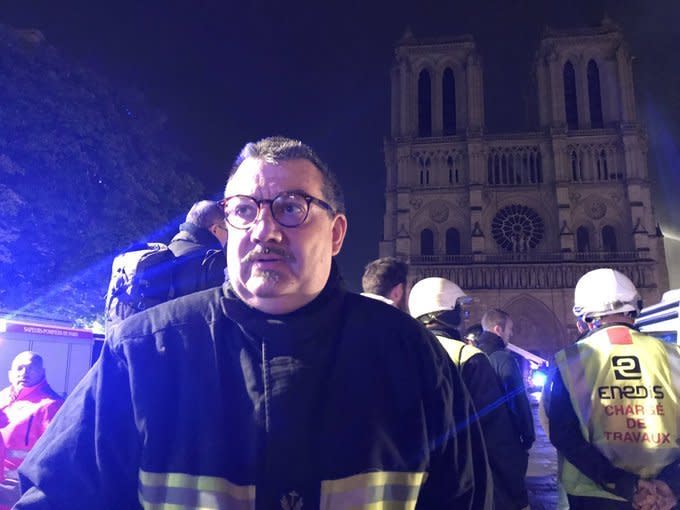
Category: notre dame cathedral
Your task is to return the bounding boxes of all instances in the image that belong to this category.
[380,20,669,358]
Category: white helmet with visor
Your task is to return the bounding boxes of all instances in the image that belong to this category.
[572,268,641,320]
[408,277,471,320]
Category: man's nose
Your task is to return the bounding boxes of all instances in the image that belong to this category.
[249,205,283,243]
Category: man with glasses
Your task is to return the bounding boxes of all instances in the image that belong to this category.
[168,199,228,297]
[16,136,488,509]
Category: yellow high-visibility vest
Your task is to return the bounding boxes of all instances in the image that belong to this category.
[554,325,680,501]
[434,335,481,367]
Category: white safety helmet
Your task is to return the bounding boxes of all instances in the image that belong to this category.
[572,268,641,320]
[408,277,471,320]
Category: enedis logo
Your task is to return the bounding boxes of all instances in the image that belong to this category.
[597,355,665,399]
[612,355,641,380]
[597,355,671,445]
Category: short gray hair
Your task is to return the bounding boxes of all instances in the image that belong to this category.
[226,136,345,214]
[481,309,511,332]
[186,200,225,229]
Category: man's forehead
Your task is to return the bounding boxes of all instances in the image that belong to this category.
[226,157,323,196]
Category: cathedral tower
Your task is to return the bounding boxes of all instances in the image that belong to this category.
[381,22,668,356]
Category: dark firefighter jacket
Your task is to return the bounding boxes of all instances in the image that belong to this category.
[168,221,226,297]
[477,331,536,451]
[16,264,487,510]
[431,327,529,510]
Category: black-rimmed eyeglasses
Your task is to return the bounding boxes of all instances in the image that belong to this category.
[220,191,335,229]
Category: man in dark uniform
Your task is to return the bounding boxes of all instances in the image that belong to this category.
[16,137,489,509]
[168,199,228,296]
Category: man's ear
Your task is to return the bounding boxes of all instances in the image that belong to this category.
[492,324,503,337]
[388,283,404,305]
[330,214,348,256]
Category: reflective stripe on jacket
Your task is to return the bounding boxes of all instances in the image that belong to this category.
[554,324,680,500]
[138,470,427,510]
[18,265,485,509]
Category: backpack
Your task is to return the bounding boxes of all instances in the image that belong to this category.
[104,242,177,327]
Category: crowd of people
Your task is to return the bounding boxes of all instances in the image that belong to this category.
[1,136,678,509]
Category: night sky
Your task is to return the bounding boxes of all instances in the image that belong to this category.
[3,0,680,291]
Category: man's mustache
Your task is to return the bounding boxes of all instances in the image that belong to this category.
[242,245,293,263]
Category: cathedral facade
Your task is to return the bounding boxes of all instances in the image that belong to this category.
[380,21,669,358]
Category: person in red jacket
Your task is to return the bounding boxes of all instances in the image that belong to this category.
[0,351,62,509]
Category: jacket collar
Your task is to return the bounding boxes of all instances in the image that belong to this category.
[579,321,639,341]
[360,292,395,306]
[477,331,506,354]
[175,222,222,250]
[219,260,346,343]
[11,378,48,401]
[428,325,461,341]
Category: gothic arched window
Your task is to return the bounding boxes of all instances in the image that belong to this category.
[602,225,617,253]
[442,68,456,135]
[571,151,580,181]
[597,149,608,180]
[564,61,578,130]
[418,70,432,137]
[446,228,460,255]
[576,226,591,252]
[588,60,603,129]
[418,156,430,186]
[447,156,459,184]
[420,228,434,255]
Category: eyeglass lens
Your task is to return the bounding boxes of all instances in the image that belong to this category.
[225,193,310,228]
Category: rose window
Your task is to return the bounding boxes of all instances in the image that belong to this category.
[491,205,544,252]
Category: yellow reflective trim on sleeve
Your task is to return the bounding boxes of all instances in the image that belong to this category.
[353,503,420,510]
[139,470,255,510]
[322,471,427,493]
[140,470,255,498]
[141,503,227,510]
[139,470,427,509]
[320,471,427,510]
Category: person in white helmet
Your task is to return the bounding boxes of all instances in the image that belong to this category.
[547,268,680,510]
[409,277,530,510]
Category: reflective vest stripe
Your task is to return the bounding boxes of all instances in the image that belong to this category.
[663,343,680,443]
[560,345,592,428]
[139,471,255,510]
[5,449,28,460]
[4,449,29,480]
[320,471,427,510]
